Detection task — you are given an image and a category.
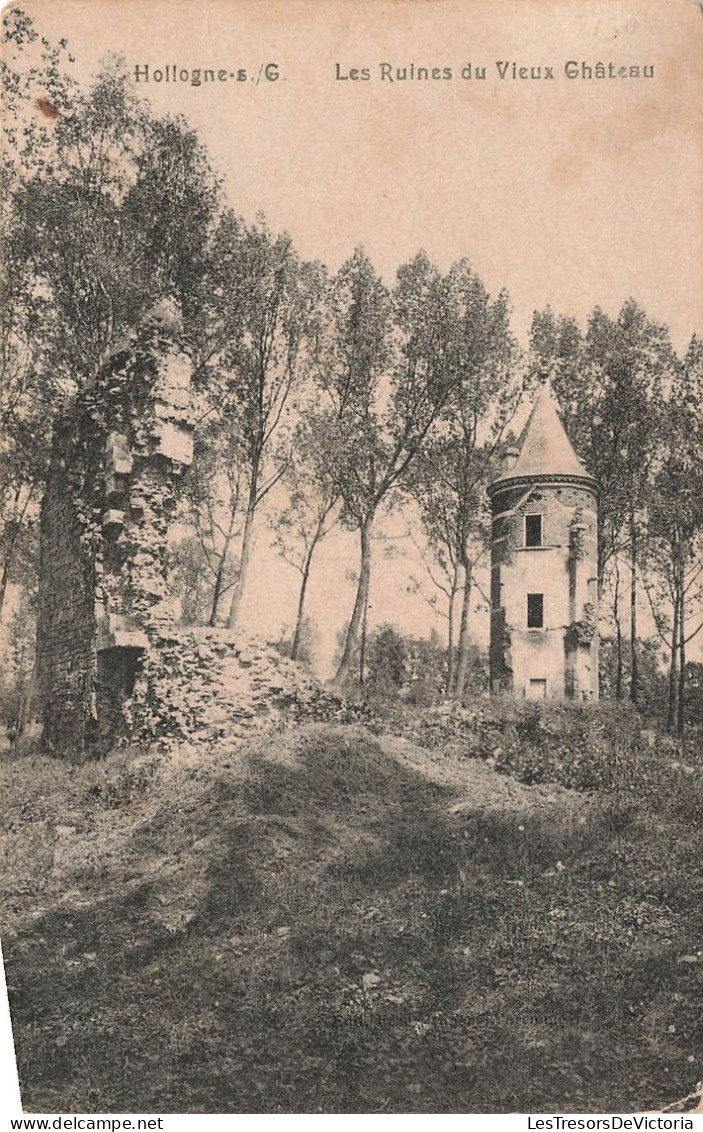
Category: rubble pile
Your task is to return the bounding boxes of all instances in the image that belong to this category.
[125,623,357,749]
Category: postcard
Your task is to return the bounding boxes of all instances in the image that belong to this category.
[1,0,701,1118]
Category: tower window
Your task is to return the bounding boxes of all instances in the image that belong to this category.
[525,514,542,547]
[527,593,544,628]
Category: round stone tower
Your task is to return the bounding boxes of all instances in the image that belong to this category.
[487,382,599,701]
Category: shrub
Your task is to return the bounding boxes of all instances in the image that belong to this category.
[394,699,700,796]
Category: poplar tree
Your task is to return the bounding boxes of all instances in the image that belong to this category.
[411,264,518,701]
[268,419,341,661]
[643,336,703,732]
[314,249,468,689]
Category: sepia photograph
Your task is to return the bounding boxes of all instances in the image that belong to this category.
[0,0,701,1117]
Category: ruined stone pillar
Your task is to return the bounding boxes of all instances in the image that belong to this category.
[35,303,194,755]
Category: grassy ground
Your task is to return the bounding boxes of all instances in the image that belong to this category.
[1,720,701,1113]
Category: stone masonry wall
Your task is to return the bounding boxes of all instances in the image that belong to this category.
[125,623,357,753]
[36,305,195,755]
[489,478,599,701]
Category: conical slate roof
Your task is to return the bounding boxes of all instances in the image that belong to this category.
[490,382,595,489]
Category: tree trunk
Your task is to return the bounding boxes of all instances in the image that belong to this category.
[0,551,12,622]
[290,562,311,661]
[227,473,258,631]
[208,554,227,626]
[597,535,608,602]
[359,589,369,686]
[209,502,239,627]
[0,489,30,621]
[453,560,473,704]
[629,512,639,705]
[446,562,460,696]
[291,523,323,661]
[677,568,686,737]
[667,594,680,733]
[331,515,374,688]
[613,560,623,700]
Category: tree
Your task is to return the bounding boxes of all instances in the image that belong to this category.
[411,263,519,701]
[0,578,37,742]
[5,58,219,394]
[530,301,677,704]
[268,420,340,660]
[598,636,668,722]
[190,214,325,631]
[176,415,246,625]
[642,335,703,733]
[0,10,77,621]
[365,625,408,697]
[411,443,494,701]
[165,536,219,626]
[314,249,467,689]
[406,524,463,692]
[1,14,221,624]
[272,615,318,668]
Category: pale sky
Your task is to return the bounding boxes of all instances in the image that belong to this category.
[23,0,703,350]
[10,0,703,670]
